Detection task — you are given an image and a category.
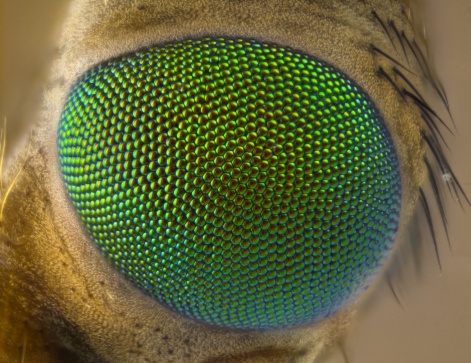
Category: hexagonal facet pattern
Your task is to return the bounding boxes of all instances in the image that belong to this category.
[58,37,401,330]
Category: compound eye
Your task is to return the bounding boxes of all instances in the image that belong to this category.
[58,37,401,330]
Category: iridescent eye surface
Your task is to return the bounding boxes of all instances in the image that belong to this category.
[58,37,401,330]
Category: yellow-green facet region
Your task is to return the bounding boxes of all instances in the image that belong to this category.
[58,37,401,330]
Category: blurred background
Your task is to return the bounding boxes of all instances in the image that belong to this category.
[1,0,470,362]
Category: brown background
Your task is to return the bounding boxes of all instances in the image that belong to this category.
[1,0,470,362]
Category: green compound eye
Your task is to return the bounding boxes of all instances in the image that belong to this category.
[58,37,401,330]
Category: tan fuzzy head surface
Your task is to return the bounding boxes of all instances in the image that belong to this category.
[1,1,464,362]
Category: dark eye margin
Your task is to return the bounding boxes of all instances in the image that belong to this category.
[57,36,403,331]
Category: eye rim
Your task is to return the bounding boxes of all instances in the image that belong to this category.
[56,35,403,331]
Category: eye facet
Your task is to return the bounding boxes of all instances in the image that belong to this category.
[58,37,401,330]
